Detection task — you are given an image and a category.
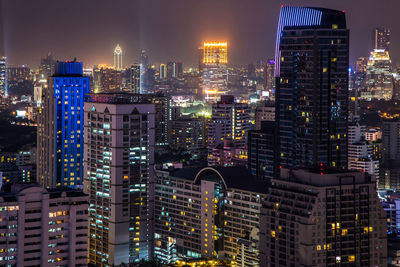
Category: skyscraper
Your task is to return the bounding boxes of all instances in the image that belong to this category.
[263,59,275,100]
[140,50,149,93]
[129,64,140,93]
[39,53,56,82]
[260,167,387,266]
[275,7,349,169]
[37,61,90,188]
[201,42,228,103]
[159,63,166,79]
[84,93,155,265]
[360,49,394,100]
[0,56,6,96]
[373,27,390,51]
[114,44,123,70]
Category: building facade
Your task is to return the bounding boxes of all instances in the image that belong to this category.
[275,7,349,169]
[154,166,268,266]
[0,57,6,96]
[0,184,88,266]
[113,44,123,71]
[84,93,155,265]
[37,61,90,188]
[202,42,228,103]
[260,168,387,267]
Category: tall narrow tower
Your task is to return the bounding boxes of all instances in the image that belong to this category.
[37,61,90,188]
[114,44,123,70]
[275,7,349,169]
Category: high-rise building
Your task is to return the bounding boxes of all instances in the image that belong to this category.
[263,59,275,100]
[159,64,166,79]
[129,64,140,93]
[202,42,228,103]
[248,121,279,181]
[208,139,248,167]
[37,61,90,188]
[360,49,394,100]
[260,167,387,266]
[275,7,349,169]
[39,53,55,82]
[92,65,102,93]
[373,27,390,51]
[0,56,6,96]
[113,44,123,70]
[84,93,155,265]
[154,166,268,266]
[380,119,400,190]
[7,66,31,82]
[208,95,251,149]
[356,57,368,73]
[0,183,88,267]
[169,117,205,151]
[140,50,149,94]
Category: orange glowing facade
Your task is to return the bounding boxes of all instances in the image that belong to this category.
[201,41,228,103]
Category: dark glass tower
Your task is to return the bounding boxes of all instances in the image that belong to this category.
[275,7,349,169]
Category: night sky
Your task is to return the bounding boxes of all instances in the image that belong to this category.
[0,0,397,68]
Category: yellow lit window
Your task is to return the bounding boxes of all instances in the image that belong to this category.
[271,230,276,238]
[348,255,355,262]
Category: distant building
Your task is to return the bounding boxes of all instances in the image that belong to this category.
[208,95,251,150]
[254,101,275,130]
[154,166,268,266]
[37,61,90,188]
[128,64,140,94]
[0,57,6,96]
[113,44,123,70]
[380,119,400,190]
[140,50,149,93]
[208,140,247,167]
[159,64,166,79]
[0,184,88,267]
[360,49,394,100]
[248,121,278,181]
[39,53,55,82]
[201,42,228,103]
[169,117,205,151]
[260,167,387,267]
[84,93,155,265]
[263,60,275,100]
[365,128,382,141]
[373,27,390,51]
[100,67,122,92]
[7,66,30,82]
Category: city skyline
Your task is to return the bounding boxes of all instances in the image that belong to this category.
[0,0,399,67]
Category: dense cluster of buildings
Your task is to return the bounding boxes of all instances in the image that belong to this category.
[0,5,399,267]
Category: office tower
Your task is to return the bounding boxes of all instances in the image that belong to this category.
[166,61,175,79]
[113,44,123,70]
[37,61,90,188]
[202,42,228,103]
[360,49,394,100]
[175,62,183,78]
[169,117,205,151]
[373,27,390,51]
[248,121,279,181]
[379,191,400,235]
[100,66,122,92]
[39,53,56,82]
[159,64,166,79]
[0,183,88,266]
[129,64,140,93]
[154,166,268,265]
[0,56,6,96]
[208,95,251,149]
[92,65,102,93]
[254,101,275,130]
[84,93,155,265]
[263,59,275,99]
[275,7,349,169]
[140,50,149,93]
[260,167,387,267]
[380,119,400,190]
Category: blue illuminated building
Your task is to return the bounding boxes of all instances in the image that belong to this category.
[37,61,90,188]
[275,7,349,169]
